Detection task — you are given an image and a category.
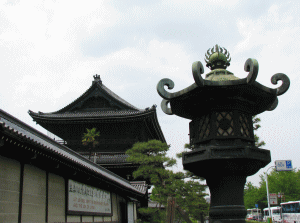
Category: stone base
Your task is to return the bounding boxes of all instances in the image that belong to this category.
[182,146,271,223]
[207,176,247,222]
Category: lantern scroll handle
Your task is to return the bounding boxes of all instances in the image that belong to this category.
[161,99,173,115]
[192,61,205,87]
[271,73,290,96]
[157,78,175,100]
[267,98,278,111]
[244,58,259,84]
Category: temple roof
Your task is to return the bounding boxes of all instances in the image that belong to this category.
[28,75,166,143]
[29,109,155,120]
[28,75,158,120]
[29,74,141,117]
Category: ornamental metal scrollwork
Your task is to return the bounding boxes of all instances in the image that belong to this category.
[192,61,205,87]
[156,78,175,100]
[161,99,173,115]
[244,58,259,84]
[271,73,290,96]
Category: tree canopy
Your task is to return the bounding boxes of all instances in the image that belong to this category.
[82,128,100,160]
[244,169,300,210]
[126,140,209,222]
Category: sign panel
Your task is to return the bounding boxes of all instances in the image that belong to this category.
[269,193,278,205]
[68,179,112,215]
[275,160,293,171]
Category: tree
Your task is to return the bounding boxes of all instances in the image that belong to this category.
[126,140,209,222]
[82,128,100,161]
[253,115,265,147]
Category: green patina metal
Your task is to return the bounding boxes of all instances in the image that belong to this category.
[205,44,231,70]
[205,68,239,81]
[157,44,290,223]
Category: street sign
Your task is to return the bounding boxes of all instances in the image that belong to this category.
[275,160,293,171]
[269,193,278,205]
[255,204,258,208]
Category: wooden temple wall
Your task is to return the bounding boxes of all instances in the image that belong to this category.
[0,155,137,223]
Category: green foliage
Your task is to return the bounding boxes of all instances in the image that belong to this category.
[244,181,266,209]
[244,169,300,210]
[82,128,100,148]
[253,116,266,147]
[82,128,100,159]
[245,116,300,211]
[126,140,209,222]
[137,208,166,223]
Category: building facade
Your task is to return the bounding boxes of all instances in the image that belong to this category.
[29,75,166,180]
[0,109,146,223]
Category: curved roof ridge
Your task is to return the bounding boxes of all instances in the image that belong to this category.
[30,79,142,115]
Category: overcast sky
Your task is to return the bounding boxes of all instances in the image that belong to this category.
[1,0,299,190]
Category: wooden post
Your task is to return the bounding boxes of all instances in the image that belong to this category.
[166,197,176,223]
[176,204,193,223]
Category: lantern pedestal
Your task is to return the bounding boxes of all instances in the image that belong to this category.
[183,146,271,222]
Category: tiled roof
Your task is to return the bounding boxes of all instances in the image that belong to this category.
[50,79,140,114]
[99,83,140,111]
[130,181,148,194]
[0,109,143,195]
[28,108,154,119]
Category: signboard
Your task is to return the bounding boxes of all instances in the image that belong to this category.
[269,193,278,205]
[275,160,293,171]
[68,179,112,215]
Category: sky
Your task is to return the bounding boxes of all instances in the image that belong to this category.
[0,0,300,192]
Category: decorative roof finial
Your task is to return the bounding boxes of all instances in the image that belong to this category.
[93,74,102,84]
[205,44,231,70]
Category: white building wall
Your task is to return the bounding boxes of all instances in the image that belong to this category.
[82,216,93,222]
[0,157,139,223]
[21,164,46,223]
[128,202,134,223]
[48,173,65,223]
[111,193,119,222]
[0,156,20,223]
[94,216,104,222]
[103,216,112,221]
[67,215,81,222]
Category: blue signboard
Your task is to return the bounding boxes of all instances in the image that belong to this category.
[286,160,292,169]
[275,160,293,171]
[255,204,258,208]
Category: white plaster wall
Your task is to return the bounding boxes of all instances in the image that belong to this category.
[21,164,46,223]
[94,216,104,222]
[111,193,119,222]
[67,215,81,222]
[128,202,134,223]
[0,156,20,223]
[48,173,65,222]
[82,215,93,222]
[103,216,112,222]
[134,203,137,222]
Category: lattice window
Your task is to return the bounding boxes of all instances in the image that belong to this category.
[198,115,210,140]
[216,112,234,136]
[239,114,250,137]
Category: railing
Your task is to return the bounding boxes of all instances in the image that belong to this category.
[79,152,129,164]
[56,140,67,145]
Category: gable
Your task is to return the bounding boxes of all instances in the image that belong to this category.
[71,96,121,112]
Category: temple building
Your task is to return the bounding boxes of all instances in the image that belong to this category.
[0,109,147,222]
[28,75,166,180]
